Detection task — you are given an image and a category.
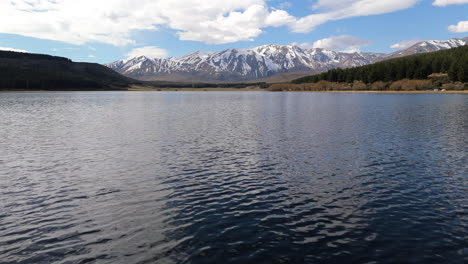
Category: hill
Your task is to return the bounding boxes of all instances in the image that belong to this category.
[293,45,468,84]
[0,51,141,90]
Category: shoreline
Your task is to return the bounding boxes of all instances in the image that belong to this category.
[1,88,467,94]
[128,86,265,92]
[281,90,468,94]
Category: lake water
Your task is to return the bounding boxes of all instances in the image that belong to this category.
[0,91,467,264]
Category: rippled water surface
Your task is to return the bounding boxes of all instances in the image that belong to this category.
[1,92,467,264]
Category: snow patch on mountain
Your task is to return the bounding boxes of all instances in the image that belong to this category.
[107,38,467,82]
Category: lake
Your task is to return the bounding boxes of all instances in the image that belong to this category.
[0,91,467,264]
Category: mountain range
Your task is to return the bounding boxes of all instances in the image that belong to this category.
[107,37,468,83]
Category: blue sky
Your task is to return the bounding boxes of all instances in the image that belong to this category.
[0,0,467,63]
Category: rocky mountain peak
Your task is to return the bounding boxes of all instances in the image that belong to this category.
[107,37,467,82]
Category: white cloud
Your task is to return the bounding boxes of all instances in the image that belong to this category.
[173,4,294,44]
[0,0,423,46]
[0,47,28,53]
[0,0,294,46]
[448,21,468,32]
[312,0,360,10]
[277,2,292,9]
[88,54,96,58]
[312,35,371,51]
[292,0,421,33]
[266,10,296,27]
[126,46,169,59]
[433,0,468,6]
[176,4,268,44]
[390,39,424,49]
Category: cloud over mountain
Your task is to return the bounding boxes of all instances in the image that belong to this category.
[448,21,468,32]
[0,47,28,53]
[126,46,169,59]
[390,39,425,49]
[312,35,371,52]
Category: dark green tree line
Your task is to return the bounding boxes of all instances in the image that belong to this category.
[293,46,468,84]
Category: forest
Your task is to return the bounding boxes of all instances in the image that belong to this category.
[293,45,468,84]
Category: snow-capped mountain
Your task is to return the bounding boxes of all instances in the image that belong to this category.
[107,45,384,82]
[107,38,467,82]
[385,38,468,60]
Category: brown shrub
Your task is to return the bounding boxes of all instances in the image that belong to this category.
[412,80,435,90]
[302,81,352,91]
[329,82,351,91]
[442,82,466,91]
[370,81,387,91]
[389,80,404,91]
[352,81,367,91]
[389,79,435,91]
[267,81,354,91]
[267,83,292,91]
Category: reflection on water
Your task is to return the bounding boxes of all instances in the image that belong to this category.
[0,92,467,264]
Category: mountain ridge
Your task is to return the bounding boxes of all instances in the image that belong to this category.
[107,45,386,82]
[107,38,467,83]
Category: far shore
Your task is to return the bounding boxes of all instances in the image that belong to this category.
[129,87,468,93]
[1,88,467,94]
[128,86,265,91]
[283,90,468,94]
[129,85,468,93]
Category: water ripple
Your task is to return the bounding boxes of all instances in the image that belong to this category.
[0,92,467,264]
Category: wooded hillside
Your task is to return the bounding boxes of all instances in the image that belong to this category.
[0,51,139,90]
[293,46,468,84]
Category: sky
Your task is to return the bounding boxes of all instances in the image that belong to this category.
[0,0,467,63]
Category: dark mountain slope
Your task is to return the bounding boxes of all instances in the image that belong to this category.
[0,51,141,90]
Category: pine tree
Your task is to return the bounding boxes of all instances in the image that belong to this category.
[458,60,468,82]
[440,58,451,72]
[448,62,459,81]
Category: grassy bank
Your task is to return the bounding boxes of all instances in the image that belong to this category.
[285,90,468,94]
[267,79,467,92]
